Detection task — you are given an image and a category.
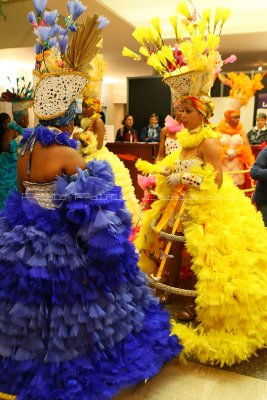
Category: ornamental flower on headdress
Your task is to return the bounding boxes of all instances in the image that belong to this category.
[28,0,109,75]
[122,2,231,79]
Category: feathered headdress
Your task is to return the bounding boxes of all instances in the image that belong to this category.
[1,77,33,114]
[123,2,232,102]
[219,72,265,112]
[82,48,108,110]
[28,0,109,120]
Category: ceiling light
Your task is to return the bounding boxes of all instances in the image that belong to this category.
[258,66,263,71]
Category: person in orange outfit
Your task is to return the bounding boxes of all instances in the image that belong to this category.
[218,72,264,189]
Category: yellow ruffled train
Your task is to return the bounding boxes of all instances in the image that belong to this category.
[79,131,140,225]
[136,156,267,366]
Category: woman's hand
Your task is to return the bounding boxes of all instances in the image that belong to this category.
[161,166,172,176]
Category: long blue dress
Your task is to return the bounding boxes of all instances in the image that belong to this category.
[0,155,181,399]
[0,137,20,209]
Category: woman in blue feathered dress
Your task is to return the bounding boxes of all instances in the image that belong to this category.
[0,108,181,399]
[0,3,181,397]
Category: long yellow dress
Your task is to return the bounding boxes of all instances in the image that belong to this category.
[79,117,140,225]
[135,124,267,366]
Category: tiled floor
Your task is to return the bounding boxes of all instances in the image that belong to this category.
[115,359,267,400]
[115,298,267,399]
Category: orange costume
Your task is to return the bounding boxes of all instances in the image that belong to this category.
[218,72,264,188]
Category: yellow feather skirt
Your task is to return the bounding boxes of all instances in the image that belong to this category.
[136,160,267,366]
[80,133,140,225]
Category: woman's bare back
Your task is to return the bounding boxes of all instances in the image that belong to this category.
[18,141,86,192]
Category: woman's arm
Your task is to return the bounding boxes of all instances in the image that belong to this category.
[61,147,87,176]
[250,148,267,181]
[155,127,167,162]
[115,128,123,141]
[200,138,223,188]
[1,128,16,152]
[93,117,105,149]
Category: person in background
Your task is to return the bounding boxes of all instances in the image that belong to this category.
[155,106,183,162]
[0,81,33,209]
[0,112,11,153]
[115,114,138,142]
[247,112,267,145]
[78,53,140,225]
[140,113,161,142]
[250,144,267,225]
[218,72,264,189]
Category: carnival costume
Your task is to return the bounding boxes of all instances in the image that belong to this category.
[218,72,264,187]
[0,79,33,209]
[164,115,182,155]
[0,2,181,399]
[125,2,267,366]
[79,53,140,225]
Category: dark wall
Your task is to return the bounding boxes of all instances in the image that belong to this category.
[128,76,172,139]
[253,74,267,123]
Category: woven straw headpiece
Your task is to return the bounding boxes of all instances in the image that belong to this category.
[28,0,109,121]
[123,2,232,103]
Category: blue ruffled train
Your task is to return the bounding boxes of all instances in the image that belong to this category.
[0,160,181,399]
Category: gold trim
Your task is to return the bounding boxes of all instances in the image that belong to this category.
[162,69,204,83]
[32,69,89,81]
[0,392,16,400]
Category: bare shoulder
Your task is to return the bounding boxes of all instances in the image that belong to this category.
[200,137,221,153]
[56,145,86,172]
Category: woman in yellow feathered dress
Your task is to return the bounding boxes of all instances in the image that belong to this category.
[76,52,140,225]
[78,98,140,225]
[135,90,267,367]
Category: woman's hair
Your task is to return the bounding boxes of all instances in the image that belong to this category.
[122,114,133,125]
[0,113,10,134]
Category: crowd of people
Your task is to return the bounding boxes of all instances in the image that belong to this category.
[1,0,267,399]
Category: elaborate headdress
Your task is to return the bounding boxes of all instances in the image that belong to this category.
[123,2,232,113]
[1,77,33,120]
[218,72,265,119]
[27,0,109,124]
[82,48,108,113]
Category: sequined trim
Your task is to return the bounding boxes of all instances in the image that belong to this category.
[174,158,203,173]
[23,181,57,209]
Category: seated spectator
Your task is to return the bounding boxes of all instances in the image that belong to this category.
[140,113,161,142]
[115,114,138,142]
[247,113,267,145]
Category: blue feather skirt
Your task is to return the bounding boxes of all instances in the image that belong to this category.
[0,160,182,399]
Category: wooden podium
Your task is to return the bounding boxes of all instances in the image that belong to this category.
[106,142,159,200]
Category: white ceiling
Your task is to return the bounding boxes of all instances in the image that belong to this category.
[98,0,267,35]
[0,0,266,90]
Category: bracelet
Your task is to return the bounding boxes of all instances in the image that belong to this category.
[181,172,203,189]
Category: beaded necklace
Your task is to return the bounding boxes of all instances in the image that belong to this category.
[177,124,221,149]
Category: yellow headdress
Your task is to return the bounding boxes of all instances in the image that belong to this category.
[82,49,108,112]
[123,2,231,103]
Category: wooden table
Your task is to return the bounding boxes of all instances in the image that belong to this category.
[106,142,160,200]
